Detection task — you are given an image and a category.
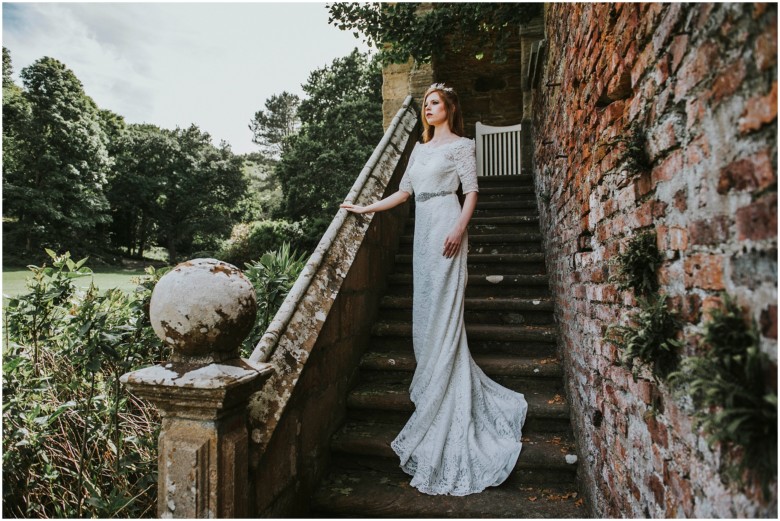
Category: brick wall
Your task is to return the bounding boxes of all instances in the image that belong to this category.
[532,3,777,517]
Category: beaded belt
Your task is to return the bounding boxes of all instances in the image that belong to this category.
[416,190,455,203]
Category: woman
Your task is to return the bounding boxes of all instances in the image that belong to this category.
[340,83,528,496]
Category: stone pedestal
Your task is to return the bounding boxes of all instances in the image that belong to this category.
[121,259,273,518]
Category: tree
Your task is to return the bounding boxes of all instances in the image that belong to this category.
[327,3,542,63]
[2,56,112,254]
[274,49,383,247]
[154,125,247,263]
[106,124,172,257]
[249,91,300,159]
[3,46,14,86]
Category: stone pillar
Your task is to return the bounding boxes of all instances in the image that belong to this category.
[121,259,273,518]
[382,57,434,130]
[519,16,546,176]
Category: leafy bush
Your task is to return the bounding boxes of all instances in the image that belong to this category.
[3,245,306,516]
[668,295,777,497]
[610,230,662,296]
[2,250,167,518]
[218,219,304,268]
[606,294,683,382]
[240,243,307,357]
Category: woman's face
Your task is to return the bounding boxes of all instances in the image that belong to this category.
[424,91,448,127]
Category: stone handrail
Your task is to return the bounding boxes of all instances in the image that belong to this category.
[249,94,416,364]
[246,95,418,456]
[244,96,420,515]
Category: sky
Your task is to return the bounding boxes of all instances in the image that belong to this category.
[2,1,371,154]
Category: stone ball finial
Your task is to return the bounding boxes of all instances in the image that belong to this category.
[150,259,257,361]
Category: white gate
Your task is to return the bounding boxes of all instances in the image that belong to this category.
[475,121,522,177]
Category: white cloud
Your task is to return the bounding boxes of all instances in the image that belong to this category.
[2,2,371,153]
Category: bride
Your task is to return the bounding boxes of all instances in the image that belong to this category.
[340,83,528,496]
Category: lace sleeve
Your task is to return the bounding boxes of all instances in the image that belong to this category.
[399,146,417,195]
[452,138,478,194]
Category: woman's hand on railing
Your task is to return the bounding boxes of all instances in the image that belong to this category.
[341,190,411,215]
[340,203,370,214]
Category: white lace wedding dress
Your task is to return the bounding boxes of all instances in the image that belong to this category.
[390,136,529,496]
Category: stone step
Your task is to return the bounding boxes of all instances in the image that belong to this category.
[378,296,555,325]
[385,273,551,298]
[369,336,559,359]
[475,200,539,211]
[310,467,586,518]
[411,200,539,218]
[360,351,563,378]
[371,321,557,343]
[346,379,570,421]
[478,185,536,195]
[381,295,554,311]
[475,174,535,187]
[473,193,538,204]
[393,253,547,275]
[399,233,544,254]
[329,422,578,485]
[406,215,542,235]
[401,232,543,244]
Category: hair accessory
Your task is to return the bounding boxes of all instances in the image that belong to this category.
[429,82,455,93]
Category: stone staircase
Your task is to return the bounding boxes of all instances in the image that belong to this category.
[311,175,588,518]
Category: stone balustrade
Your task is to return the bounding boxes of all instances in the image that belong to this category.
[121,258,273,518]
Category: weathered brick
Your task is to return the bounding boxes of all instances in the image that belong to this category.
[760,304,777,339]
[674,40,720,102]
[685,99,705,134]
[689,215,730,245]
[673,188,688,212]
[739,80,778,133]
[631,44,655,88]
[684,253,725,290]
[717,150,776,194]
[701,295,725,321]
[684,133,711,167]
[646,415,669,449]
[651,149,683,186]
[754,11,777,71]
[709,59,747,103]
[669,33,689,73]
[657,225,689,251]
[653,3,684,55]
[736,192,778,241]
[648,116,681,159]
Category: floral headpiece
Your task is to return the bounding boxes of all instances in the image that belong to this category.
[429,82,455,94]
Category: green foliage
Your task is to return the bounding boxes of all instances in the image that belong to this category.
[107,124,173,257]
[249,91,300,159]
[327,3,542,63]
[218,219,304,268]
[610,231,662,296]
[235,152,283,222]
[668,295,777,496]
[623,127,652,173]
[600,126,652,175]
[240,243,307,357]
[2,48,251,265]
[606,295,683,382]
[2,55,112,254]
[275,49,383,232]
[3,46,13,86]
[3,251,167,518]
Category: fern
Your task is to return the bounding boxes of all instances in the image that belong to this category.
[668,294,777,497]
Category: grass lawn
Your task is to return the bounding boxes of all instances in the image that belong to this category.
[3,267,151,299]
